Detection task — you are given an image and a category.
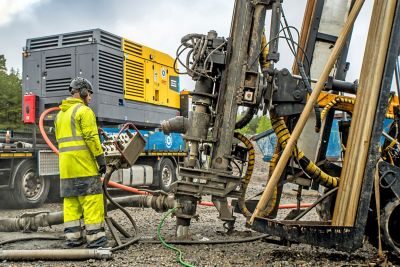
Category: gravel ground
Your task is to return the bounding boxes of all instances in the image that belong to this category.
[0,148,398,266]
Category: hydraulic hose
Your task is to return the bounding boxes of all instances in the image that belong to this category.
[234,132,255,218]
[320,96,394,122]
[272,117,339,188]
[235,107,257,130]
[258,145,279,218]
[102,167,142,252]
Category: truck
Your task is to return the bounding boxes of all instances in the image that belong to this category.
[0,28,189,209]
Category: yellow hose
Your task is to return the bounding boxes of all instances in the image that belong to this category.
[320,96,395,121]
[320,96,355,121]
[235,132,278,218]
[234,132,255,218]
[272,117,339,188]
[258,145,279,218]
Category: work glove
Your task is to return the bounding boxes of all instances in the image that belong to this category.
[96,154,107,175]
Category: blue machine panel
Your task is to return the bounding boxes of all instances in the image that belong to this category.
[101,128,185,152]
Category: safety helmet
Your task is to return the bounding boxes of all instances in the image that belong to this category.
[69,77,93,98]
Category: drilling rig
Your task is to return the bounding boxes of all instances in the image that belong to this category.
[162,0,400,255]
[1,0,400,260]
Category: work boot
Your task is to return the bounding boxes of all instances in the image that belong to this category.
[86,236,108,248]
[65,237,84,248]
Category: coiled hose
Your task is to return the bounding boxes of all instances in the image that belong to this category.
[272,117,339,188]
[320,96,395,122]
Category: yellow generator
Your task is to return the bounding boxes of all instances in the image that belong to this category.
[123,38,180,109]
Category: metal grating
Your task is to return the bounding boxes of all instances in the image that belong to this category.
[29,36,59,50]
[46,77,71,92]
[124,39,143,57]
[62,30,93,46]
[99,50,123,94]
[100,31,121,49]
[38,150,59,176]
[125,57,145,99]
[45,54,71,69]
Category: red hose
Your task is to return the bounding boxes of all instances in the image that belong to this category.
[39,107,60,155]
[38,108,312,209]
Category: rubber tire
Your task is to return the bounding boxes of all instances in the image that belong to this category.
[2,159,50,209]
[158,158,176,192]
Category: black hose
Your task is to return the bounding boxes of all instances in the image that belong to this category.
[235,107,257,129]
[139,233,270,245]
[0,236,64,246]
[102,169,141,252]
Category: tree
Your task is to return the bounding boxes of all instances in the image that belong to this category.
[235,115,271,136]
[0,55,23,129]
[256,116,272,134]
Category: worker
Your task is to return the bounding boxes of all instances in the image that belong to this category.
[54,77,107,248]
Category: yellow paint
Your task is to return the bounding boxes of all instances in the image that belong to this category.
[0,153,33,157]
[122,38,180,109]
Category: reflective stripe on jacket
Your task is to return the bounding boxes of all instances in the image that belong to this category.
[55,97,104,197]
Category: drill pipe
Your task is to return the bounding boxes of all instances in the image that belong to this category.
[0,194,176,232]
[0,248,112,261]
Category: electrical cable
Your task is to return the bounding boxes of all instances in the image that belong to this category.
[157,208,195,267]
[250,35,311,74]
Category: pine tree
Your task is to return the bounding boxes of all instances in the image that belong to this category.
[0,55,23,129]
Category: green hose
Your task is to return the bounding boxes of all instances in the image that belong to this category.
[157,208,195,267]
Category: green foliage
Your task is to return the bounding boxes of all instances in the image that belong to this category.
[0,55,24,129]
[236,114,271,136]
[256,116,272,134]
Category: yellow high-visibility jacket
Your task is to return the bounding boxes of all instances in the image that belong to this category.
[55,97,104,197]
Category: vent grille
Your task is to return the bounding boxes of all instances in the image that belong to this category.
[62,31,93,46]
[46,78,71,92]
[100,31,121,49]
[99,50,123,94]
[124,39,143,57]
[29,36,59,50]
[125,57,145,99]
[45,54,71,69]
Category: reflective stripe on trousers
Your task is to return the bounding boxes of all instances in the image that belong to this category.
[64,219,82,241]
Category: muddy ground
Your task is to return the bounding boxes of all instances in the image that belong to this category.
[0,147,398,266]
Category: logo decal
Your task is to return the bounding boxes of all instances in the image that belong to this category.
[165,134,173,148]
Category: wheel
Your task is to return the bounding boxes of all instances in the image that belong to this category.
[158,158,176,192]
[3,159,50,209]
[381,198,400,256]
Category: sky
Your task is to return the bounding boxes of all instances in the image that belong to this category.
[0,0,374,90]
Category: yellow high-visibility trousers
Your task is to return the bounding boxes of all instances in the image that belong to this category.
[63,194,106,246]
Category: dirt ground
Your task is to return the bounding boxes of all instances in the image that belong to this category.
[0,147,398,266]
